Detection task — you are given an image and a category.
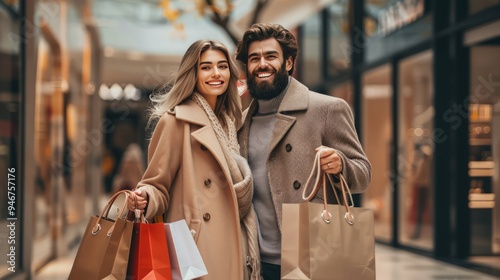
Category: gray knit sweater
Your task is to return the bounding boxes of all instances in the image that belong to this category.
[248,88,288,265]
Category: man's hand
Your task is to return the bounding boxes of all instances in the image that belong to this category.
[315,146,343,174]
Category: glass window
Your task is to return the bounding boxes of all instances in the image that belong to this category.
[1,0,20,13]
[362,64,393,242]
[398,50,434,250]
[363,0,431,63]
[468,44,500,256]
[32,35,59,269]
[329,81,354,110]
[468,0,500,15]
[301,13,321,87]
[0,6,21,278]
[364,0,392,37]
[328,0,351,78]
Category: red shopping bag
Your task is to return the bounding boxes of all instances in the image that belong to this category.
[127,218,172,279]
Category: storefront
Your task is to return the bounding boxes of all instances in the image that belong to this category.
[0,1,23,278]
[1,0,106,278]
[299,0,500,276]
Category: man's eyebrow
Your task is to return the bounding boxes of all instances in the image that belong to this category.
[248,50,279,57]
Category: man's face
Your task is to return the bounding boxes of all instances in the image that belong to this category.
[246,38,293,100]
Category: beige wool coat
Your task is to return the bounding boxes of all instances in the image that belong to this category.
[137,100,246,280]
[238,78,372,231]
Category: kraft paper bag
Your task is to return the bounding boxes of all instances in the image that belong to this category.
[164,220,208,280]
[281,151,376,280]
[69,190,134,280]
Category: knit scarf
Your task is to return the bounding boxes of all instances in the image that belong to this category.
[191,93,261,280]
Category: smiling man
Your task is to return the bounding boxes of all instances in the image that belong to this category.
[245,37,291,100]
[236,23,372,280]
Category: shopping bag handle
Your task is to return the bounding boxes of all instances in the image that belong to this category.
[302,149,355,225]
[91,190,132,236]
[133,197,148,224]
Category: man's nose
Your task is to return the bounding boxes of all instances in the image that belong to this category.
[259,57,268,67]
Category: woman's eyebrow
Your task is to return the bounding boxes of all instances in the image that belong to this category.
[199,60,228,65]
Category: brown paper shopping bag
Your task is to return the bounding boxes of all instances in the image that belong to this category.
[69,190,134,280]
[281,150,376,280]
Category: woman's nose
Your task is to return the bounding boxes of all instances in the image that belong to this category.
[212,67,221,77]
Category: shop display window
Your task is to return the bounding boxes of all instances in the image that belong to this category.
[301,13,322,87]
[329,81,354,110]
[361,64,393,242]
[32,32,60,269]
[468,46,500,257]
[397,50,434,250]
[328,0,352,78]
[468,0,500,15]
[0,6,21,278]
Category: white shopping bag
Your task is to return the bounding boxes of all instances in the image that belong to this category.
[164,220,208,280]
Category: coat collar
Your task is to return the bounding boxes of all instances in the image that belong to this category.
[278,77,309,112]
[170,99,209,126]
[243,77,310,119]
[171,98,234,185]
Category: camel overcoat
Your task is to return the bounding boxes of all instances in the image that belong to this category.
[238,78,372,230]
[137,99,245,280]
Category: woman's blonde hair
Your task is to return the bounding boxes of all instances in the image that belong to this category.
[148,40,242,128]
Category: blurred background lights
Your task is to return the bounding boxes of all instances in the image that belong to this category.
[99,84,111,100]
[99,83,142,100]
[110,83,123,99]
[123,83,142,100]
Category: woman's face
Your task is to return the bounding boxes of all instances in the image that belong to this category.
[195,49,230,109]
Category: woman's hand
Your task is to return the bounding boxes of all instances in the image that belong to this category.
[315,146,343,175]
[127,189,148,212]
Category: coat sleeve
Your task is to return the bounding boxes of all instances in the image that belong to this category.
[136,113,184,220]
[325,98,371,193]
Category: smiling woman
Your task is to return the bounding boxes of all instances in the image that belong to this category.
[124,39,262,280]
[195,49,231,109]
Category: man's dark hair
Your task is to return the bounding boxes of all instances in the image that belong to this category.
[235,23,298,75]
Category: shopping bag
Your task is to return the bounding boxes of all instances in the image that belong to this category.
[281,150,376,280]
[164,220,208,280]
[69,190,134,280]
[127,215,172,279]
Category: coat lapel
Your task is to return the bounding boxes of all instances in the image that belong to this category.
[239,78,310,159]
[268,78,309,155]
[175,100,233,184]
[268,114,296,154]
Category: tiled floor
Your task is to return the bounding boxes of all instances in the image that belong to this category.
[375,244,500,280]
[35,243,500,279]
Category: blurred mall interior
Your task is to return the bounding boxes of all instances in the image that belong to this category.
[1,0,500,279]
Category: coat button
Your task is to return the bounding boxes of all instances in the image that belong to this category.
[293,181,301,190]
[204,179,212,187]
[203,213,211,221]
[201,144,208,151]
[285,144,292,152]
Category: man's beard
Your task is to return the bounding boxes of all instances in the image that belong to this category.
[247,61,289,100]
